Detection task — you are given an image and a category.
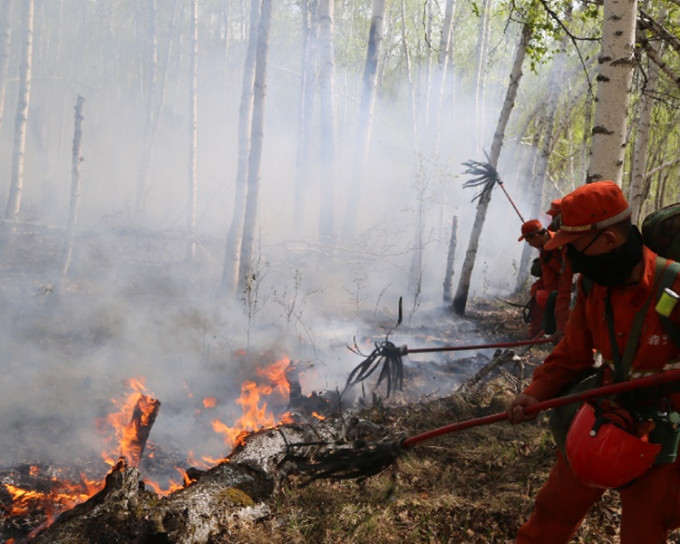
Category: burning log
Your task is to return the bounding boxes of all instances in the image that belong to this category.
[122,394,160,468]
[27,417,361,544]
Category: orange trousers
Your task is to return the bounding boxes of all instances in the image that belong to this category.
[517,451,680,543]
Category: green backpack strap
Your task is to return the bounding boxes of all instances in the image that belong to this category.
[654,257,680,350]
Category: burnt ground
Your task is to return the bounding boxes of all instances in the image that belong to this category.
[220,298,680,544]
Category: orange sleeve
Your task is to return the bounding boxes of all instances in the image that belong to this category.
[554,255,573,335]
[523,278,596,401]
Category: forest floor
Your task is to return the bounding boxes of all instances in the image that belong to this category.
[222,297,680,544]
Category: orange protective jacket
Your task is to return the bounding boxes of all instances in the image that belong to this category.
[524,247,680,405]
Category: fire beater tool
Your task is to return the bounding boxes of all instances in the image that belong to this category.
[462,157,525,223]
[343,336,553,398]
[293,368,680,483]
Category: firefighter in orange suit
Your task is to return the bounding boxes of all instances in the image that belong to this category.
[508,181,680,543]
[519,219,564,337]
[544,198,573,341]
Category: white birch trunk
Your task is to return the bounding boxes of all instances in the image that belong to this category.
[5,0,34,222]
[317,0,336,243]
[238,0,272,293]
[586,0,638,185]
[473,0,491,154]
[186,0,199,261]
[453,22,530,315]
[60,96,86,282]
[133,0,158,220]
[399,0,418,153]
[426,0,456,150]
[221,0,260,293]
[293,0,318,238]
[342,0,385,240]
[628,2,663,223]
[0,0,13,130]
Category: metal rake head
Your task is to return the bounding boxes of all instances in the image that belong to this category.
[343,340,406,398]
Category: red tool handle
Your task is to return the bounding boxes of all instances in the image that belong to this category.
[406,337,553,354]
[402,368,680,448]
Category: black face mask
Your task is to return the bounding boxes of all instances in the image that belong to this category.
[566,226,644,287]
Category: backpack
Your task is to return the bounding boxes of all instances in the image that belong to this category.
[641,203,680,262]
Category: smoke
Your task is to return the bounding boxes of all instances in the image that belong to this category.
[0,5,539,474]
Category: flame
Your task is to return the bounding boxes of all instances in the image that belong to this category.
[211,356,293,449]
[6,354,314,538]
[97,376,160,468]
[3,469,103,531]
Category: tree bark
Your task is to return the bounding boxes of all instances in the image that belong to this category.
[317,0,336,243]
[60,96,86,283]
[586,0,638,184]
[293,0,318,238]
[442,215,458,303]
[342,0,386,240]
[425,0,456,151]
[629,2,664,223]
[186,0,199,262]
[0,0,13,131]
[221,0,261,294]
[473,0,491,154]
[238,0,273,294]
[5,0,34,223]
[453,22,531,315]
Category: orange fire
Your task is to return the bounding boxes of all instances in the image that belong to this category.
[97,376,160,468]
[5,354,306,539]
[211,356,293,449]
[3,468,102,533]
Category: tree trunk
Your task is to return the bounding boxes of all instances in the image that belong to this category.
[293,0,319,238]
[317,0,336,243]
[5,0,34,223]
[473,0,491,154]
[586,0,638,185]
[134,0,178,223]
[59,96,86,284]
[452,22,531,315]
[237,0,272,294]
[133,0,158,220]
[531,8,571,220]
[425,0,456,151]
[221,0,261,294]
[399,0,418,153]
[186,0,199,262]
[629,2,664,223]
[442,215,458,303]
[0,0,14,130]
[341,0,385,240]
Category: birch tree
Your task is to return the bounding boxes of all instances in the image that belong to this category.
[221,0,261,294]
[59,96,86,283]
[453,22,531,315]
[586,0,638,185]
[293,0,318,238]
[341,0,385,240]
[473,0,491,154]
[238,0,272,294]
[426,0,456,150]
[629,2,665,223]
[0,0,13,130]
[318,0,336,243]
[186,0,199,261]
[5,0,34,223]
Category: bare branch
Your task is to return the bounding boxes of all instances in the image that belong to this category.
[638,38,680,93]
[638,8,680,57]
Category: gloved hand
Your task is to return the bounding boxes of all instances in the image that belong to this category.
[507,393,540,424]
